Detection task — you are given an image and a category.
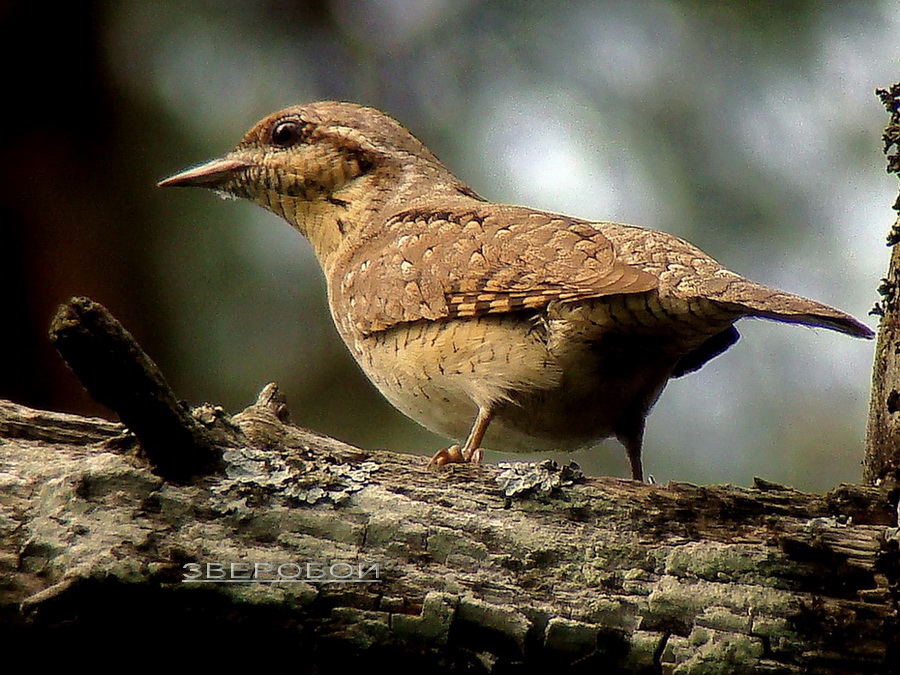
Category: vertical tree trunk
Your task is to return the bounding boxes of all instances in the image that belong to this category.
[865,83,900,485]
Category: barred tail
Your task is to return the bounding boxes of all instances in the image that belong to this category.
[702,274,874,339]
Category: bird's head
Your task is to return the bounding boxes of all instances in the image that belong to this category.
[159,102,459,260]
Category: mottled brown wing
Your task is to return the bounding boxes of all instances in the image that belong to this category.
[338,202,659,335]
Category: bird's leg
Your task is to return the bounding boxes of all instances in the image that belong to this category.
[616,419,646,482]
[459,406,493,463]
[428,406,494,467]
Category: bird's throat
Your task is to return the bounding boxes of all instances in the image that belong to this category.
[273,185,376,277]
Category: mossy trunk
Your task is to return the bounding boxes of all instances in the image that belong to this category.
[1,397,897,674]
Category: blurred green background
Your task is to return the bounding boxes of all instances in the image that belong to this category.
[2,1,896,490]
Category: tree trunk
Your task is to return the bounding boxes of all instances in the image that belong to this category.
[1,395,897,674]
[865,83,900,486]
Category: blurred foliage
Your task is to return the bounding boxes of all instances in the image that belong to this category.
[2,0,896,489]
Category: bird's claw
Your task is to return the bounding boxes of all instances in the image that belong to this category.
[428,444,483,468]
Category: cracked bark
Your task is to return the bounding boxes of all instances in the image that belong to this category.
[866,83,900,486]
[1,394,898,674]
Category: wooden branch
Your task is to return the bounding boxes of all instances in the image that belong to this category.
[1,395,897,673]
[866,83,900,486]
[48,296,223,480]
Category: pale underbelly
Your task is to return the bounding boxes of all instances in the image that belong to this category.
[343,313,676,452]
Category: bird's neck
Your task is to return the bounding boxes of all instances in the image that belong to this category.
[284,160,479,277]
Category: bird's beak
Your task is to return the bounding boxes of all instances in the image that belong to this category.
[157,156,252,188]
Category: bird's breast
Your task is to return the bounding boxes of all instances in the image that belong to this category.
[323,293,737,451]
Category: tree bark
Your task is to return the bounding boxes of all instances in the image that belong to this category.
[1,394,897,674]
[865,83,900,486]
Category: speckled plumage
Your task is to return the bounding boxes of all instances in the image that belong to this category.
[160,101,873,480]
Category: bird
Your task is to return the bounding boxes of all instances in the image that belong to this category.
[159,101,873,481]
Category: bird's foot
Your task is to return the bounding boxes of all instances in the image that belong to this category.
[428,444,484,468]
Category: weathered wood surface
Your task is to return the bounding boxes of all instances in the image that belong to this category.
[866,83,900,486]
[48,296,223,479]
[1,394,897,674]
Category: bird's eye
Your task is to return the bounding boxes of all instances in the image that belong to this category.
[271,120,304,148]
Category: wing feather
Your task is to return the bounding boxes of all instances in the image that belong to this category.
[337,202,658,335]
